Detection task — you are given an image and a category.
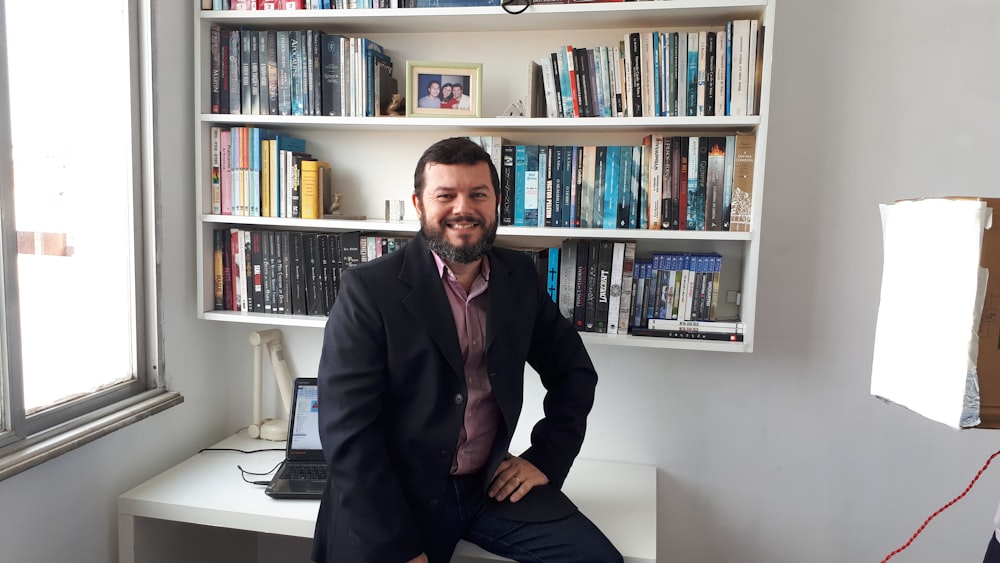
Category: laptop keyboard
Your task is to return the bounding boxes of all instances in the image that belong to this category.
[280,463,329,481]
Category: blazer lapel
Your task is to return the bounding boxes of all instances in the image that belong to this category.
[485,248,517,353]
[399,234,464,379]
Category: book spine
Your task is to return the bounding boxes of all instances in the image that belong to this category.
[523,145,539,226]
[276,31,291,115]
[606,241,625,334]
[249,31,260,115]
[705,137,726,231]
[500,144,516,225]
[584,240,601,332]
[210,26,221,113]
[241,28,252,115]
[514,145,527,227]
[546,247,559,303]
[574,239,590,331]
[686,32,698,116]
[266,31,279,115]
[618,241,636,335]
[213,229,225,309]
[722,135,735,230]
[594,240,613,333]
[558,240,577,320]
[730,133,756,232]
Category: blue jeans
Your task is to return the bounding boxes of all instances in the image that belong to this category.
[424,473,625,563]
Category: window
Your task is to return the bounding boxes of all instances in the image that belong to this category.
[0,0,174,476]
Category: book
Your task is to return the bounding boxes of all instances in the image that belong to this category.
[210,26,222,113]
[320,34,344,116]
[500,144,516,225]
[617,241,636,335]
[228,29,242,114]
[276,31,291,115]
[288,232,306,315]
[514,145,526,226]
[574,239,590,330]
[704,137,726,230]
[722,136,735,230]
[558,239,577,320]
[523,145,539,226]
[606,241,625,334]
[730,19,751,116]
[265,31,279,115]
[300,158,320,219]
[729,133,756,232]
[213,229,225,310]
[545,247,559,303]
[594,240,613,333]
[631,328,743,342]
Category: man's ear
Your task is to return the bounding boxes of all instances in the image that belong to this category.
[411,192,422,219]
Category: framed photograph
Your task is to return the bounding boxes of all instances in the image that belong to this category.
[406,61,483,118]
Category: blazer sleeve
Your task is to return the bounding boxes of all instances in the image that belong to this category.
[317,267,423,562]
[517,260,598,489]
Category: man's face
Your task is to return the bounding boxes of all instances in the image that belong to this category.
[428,82,440,97]
[413,161,497,264]
[452,85,463,99]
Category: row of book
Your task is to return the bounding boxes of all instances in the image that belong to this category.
[530,21,764,119]
[212,228,411,315]
[213,229,741,341]
[204,0,632,10]
[210,126,334,219]
[547,240,737,339]
[471,133,755,232]
[209,26,395,118]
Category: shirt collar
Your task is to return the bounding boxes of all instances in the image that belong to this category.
[431,250,491,282]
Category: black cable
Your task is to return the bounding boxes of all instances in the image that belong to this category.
[238,460,284,485]
[198,447,284,454]
[501,0,529,15]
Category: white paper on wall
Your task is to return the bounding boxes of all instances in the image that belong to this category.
[871,198,991,429]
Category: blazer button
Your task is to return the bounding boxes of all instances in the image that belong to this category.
[454,394,465,405]
[429,499,439,510]
[440,449,451,460]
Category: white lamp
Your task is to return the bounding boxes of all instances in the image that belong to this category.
[248,329,294,441]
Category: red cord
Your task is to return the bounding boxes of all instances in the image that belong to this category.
[881,448,1000,562]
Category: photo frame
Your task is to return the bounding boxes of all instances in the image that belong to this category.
[406,61,483,118]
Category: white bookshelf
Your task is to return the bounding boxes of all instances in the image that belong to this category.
[193,0,775,352]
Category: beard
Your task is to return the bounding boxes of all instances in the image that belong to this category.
[420,214,498,264]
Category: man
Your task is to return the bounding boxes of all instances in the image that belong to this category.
[451,83,471,111]
[312,137,621,563]
[418,80,441,108]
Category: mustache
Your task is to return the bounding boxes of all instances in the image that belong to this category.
[442,215,483,225]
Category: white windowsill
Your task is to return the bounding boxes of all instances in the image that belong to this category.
[0,390,183,482]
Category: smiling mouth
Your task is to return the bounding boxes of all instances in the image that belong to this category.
[444,219,480,230]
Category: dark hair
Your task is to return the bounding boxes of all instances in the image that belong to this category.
[413,137,500,200]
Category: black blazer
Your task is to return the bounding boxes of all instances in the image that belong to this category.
[312,233,598,563]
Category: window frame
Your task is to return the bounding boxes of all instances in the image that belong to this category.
[0,0,180,479]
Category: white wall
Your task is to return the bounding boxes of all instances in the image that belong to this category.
[3,1,1000,562]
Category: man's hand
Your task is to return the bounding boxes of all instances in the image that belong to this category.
[488,455,549,503]
[406,554,429,563]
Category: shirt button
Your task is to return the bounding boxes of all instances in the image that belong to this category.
[454,394,465,405]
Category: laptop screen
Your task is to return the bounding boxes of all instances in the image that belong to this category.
[288,379,322,453]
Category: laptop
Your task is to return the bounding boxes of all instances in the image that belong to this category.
[265,377,329,499]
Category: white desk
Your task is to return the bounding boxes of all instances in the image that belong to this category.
[118,430,655,563]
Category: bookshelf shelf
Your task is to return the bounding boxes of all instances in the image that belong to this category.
[199,114,760,132]
[193,0,774,352]
[199,1,767,34]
